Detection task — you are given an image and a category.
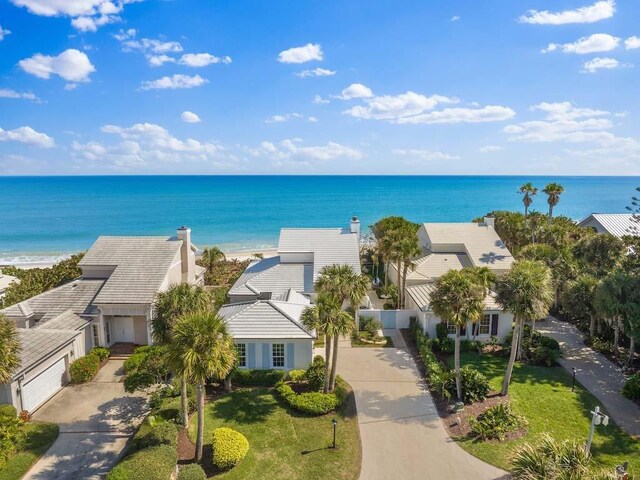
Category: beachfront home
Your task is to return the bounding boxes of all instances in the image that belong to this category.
[0,227,204,413]
[578,213,639,238]
[390,218,514,341]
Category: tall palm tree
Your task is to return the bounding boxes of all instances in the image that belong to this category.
[152,283,213,427]
[496,260,554,396]
[398,236,421,308]
[561,274,599,337]
[301,294,337,393]
[327,308,355,391]
[542,183,564,224]
[519,183,538,219]
[430,269,486,401]
[595,271,628,352]
[315,264,370,328]
[200,246,226,275]
[168,311,236,463]
[0,314,21,384]
[622,276,640,366]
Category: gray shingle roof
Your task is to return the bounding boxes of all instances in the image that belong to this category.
[80,236,182,304]
[391,252,473,283]
[405,283,502,311]
[1,279,104,321]
[228,256,313,299]
[218,299,315,339]
[578,214,640,238]
[35,309,89,331]
[278,228,361,280]
[14,328,80,378]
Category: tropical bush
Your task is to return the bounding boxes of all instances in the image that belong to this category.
[275,382,340,415]
[69,353,100,383]
[504,326,561,366]
[0,405,17,419]
[211,427,249,469]
[469,403,527,441]
[460,339,484,354]
[305,356,326,392]
[590,336,615,355]
[432,336,455,354]
[177,463,206,480]
[123,346,171,393]
[0,415,26,467]
[90,347,111,362]
[435,322,449,340]
[287,369,306,382]
[360,316,382,337]
[444,366,490,404]
[622,373,640,401]
[128,421,178,453]
[230,368,287,387]
[106,444,177,480]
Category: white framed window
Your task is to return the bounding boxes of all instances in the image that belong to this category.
[105,321,111,344]
[479,315,491,335]
[92,324,100,347]
[236,343,246,368]
[272,343,285,368]
[446,320,456,335]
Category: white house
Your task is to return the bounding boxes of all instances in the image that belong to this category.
[578,213,639,238]
[0,226,204,413]
[389,218,515,341]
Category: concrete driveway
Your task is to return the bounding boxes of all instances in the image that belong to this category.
[338,331,507,480]
[25,360,149,480]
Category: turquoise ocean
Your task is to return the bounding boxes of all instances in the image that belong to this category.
[0,176,638,265]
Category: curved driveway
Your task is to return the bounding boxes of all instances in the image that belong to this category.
[338,331,507,480]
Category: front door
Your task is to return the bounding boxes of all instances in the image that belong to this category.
[113,316,135,343]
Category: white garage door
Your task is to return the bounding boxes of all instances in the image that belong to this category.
[22,357,67,412]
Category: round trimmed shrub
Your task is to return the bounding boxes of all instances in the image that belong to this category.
[69,354,100,383]
[106,444,177,480]
[177,463,206,480]
[622,373,640,401]
[275,381,340,415]
[129,421,178,453]
[90,347,111,362]
[304,356,325,392]
[212,427,249,469]
[288,369,306,382]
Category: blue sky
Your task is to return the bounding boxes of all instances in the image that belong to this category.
[0,0,639,175]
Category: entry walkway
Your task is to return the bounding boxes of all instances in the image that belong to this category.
[339,330,507,480]
[537,317,640,436]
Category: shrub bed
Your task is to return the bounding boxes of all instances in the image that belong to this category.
[211,427,249,470]
[90,347,111,362]
[177,463,206,480]
[230,369,287,386]
[275,382,340,415]
[106,444,177,480]
[69,354,100,383]
[0,405,17,419]
[444,366,490,404]
[305,356,326,391]
[128,421,178,453]
[622,373,640,401]
[504,326,561,366]
[469,403,527,441]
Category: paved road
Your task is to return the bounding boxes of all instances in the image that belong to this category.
[25,360,149,480]
[339,331,507,480]
[538,317,640,437]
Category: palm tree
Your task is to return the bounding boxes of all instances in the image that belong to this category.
[519,183,538,219]
[595,271,628,352]
[315,264,370,329]
[398,236,421,308]
[200,246,226,275]
[496,260,554,396]
[561,274,599,337]
[0,314,21,384]
[430,269,486,401]
[327,308,355,391]
[152,284,213,427]
[622,276,640,366]
[168,311,236,463]
[301,295,337,393]
[542,183,564,224]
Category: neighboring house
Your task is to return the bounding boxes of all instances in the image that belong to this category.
[0,268,18,300]
[390,218,515,341]
[578,213,639,238]
[0,226,204,413]
[218,290,315,370]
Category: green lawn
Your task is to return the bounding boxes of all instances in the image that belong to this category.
[452,353,640,474]
[188,388,361,479]
[0,422,59,480]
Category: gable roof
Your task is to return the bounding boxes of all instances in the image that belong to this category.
[402,252,473,283]
[278,228,361,280]
[578,213,640,238]
[35,309,89,331]
[14,328,80,379]
[405,283,502,311]
[80,236,182,304]
[1,278,104,321]
[218,298,315,339]
[228,256,313,299]
[421,222,514,270]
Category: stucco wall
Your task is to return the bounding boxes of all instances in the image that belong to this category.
[133,316,148,345]
[235,338,313,370]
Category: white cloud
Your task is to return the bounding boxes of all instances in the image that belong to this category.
[392,149,460,161]
[519,0,615,25]
[478,145,504,153]
[582,57,623,73]
[148,55,174,67]
[258,138,363,162]
[11,0,130,31]
[265,113,303,124]
[18,49,95,83]
[181,111,201,123]
[278,43,323,64]
[179,53,232,67]
[0,89,39,101]
[450,16,460,22]
[308,116,319,123]
[313,95,330,105]
[0,126,54,147]
[141,74,208,90]
[338,83,374,100]
[626,36,640,50]
[543,33,620,54]
[296,67,336,78]
[395,106,516,125]
[0,25,11,40]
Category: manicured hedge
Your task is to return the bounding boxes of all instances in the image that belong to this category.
[287,369,306,382]
[275,382,340,415]
[69,354,100,383]
[177,463,206,480]
[211,427,249,469]
[106,444,177,480]
[129,421,178,454]
[230,369,287,386]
